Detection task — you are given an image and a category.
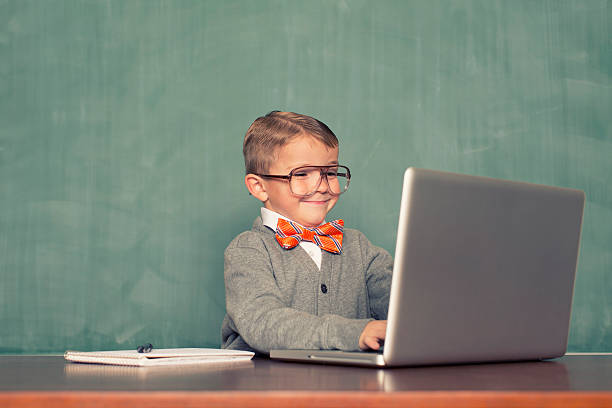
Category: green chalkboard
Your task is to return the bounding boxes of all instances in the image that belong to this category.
[1,0,610,353]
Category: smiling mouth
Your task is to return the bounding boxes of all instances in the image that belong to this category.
[303,200,329,205]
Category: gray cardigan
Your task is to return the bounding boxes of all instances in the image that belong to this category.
[221,217,393,354]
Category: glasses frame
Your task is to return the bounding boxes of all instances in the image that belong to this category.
[257,165,351,197]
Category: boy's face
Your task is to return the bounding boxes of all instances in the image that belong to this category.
[259,135,340,227]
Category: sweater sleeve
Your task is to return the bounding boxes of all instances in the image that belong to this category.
[360,232,394,320]
[223,237,371,354]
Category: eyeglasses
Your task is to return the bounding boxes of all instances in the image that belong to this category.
[257,165,351,197]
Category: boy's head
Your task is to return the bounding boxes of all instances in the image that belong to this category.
[243,111,338,175]
[243,111,346,227]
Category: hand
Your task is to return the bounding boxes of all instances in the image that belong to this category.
[358,320,387,351]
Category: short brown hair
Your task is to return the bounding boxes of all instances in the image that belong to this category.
[243,111,339,174]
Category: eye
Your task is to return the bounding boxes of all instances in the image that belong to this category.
[293,171,308,178]
[326,170,338,177]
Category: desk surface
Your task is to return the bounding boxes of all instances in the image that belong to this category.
[1,355,611,407]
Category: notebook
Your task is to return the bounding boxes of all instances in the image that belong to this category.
[65,348,254,367]
[270,167,585,367]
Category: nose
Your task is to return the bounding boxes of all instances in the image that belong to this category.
[316,170,331,194]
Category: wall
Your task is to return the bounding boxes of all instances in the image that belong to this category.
[1,0,610,353]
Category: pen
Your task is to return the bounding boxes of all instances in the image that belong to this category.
[137,343,153,353]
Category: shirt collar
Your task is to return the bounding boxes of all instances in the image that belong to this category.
[261,207,287,232]
[260,207,327,232]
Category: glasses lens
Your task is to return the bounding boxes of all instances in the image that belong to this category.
[290,166,350,196]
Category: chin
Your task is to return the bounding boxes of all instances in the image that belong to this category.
[299,215,327,228]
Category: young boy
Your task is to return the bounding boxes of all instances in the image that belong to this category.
[221,111,393,354]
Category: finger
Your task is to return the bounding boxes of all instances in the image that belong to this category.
[365,337,381,350]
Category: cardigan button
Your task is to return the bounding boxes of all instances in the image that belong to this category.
[320,284,328,294]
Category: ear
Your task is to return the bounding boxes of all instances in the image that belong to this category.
[245,174,269,203]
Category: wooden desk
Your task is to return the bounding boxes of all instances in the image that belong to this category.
[1,355,611,407]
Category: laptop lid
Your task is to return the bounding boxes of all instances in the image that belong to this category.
[382,168,585,366]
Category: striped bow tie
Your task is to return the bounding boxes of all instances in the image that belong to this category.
[275,218,344,254]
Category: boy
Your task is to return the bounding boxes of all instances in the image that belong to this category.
[221,111,392,354]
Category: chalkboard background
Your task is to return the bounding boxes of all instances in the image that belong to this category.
[1,0,610,353]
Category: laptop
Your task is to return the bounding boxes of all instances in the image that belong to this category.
[270,167,585,367]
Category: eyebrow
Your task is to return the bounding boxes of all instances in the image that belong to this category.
[278,160,340,174]
[285,162,337,172]
[293,160,338,167]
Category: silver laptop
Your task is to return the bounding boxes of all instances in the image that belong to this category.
[270,167,585,367]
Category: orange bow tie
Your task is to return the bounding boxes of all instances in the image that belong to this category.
[275,218,344,254]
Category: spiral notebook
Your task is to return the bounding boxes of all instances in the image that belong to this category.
[64,348,254,367]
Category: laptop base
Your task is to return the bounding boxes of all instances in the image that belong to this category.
[270,349,386,367]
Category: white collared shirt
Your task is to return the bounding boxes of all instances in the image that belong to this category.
[261,207,323,270]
